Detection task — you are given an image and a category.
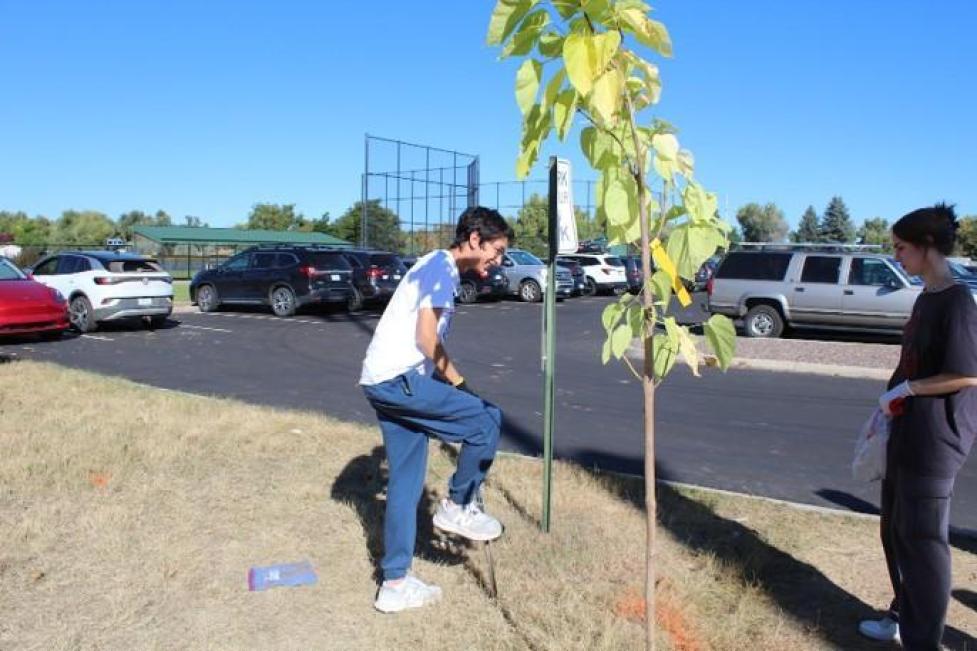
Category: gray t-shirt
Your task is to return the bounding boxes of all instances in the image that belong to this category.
[888,283,977,479]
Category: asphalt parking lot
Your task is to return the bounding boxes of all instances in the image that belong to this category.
[3,295,976,530]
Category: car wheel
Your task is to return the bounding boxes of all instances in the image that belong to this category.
[744,304,784,338]
[197,284,219,313]
[583,278,597,297]
[458,281,478,304]
[519,280,542,303]
[69,295,96,333]
[270,286,297,317]
[347,288,364,312]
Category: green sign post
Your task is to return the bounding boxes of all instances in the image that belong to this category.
[541,156,578,532]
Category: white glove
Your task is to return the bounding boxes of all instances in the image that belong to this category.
[879,380,914,416]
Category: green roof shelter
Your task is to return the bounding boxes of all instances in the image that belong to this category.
[132,226,353,279]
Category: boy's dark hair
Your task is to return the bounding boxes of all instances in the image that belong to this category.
[451,206,514,248]
[892,202,958,256]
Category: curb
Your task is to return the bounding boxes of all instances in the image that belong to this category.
[626,342,890,381]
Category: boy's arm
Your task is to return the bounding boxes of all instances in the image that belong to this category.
[417,307,464,386]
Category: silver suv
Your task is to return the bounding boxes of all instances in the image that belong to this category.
[708,247,927,338]
[500,249,573,302]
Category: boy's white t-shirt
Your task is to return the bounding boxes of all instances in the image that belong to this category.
[359,249,460,386]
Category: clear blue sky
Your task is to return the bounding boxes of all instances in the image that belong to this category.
[1,1,974,229]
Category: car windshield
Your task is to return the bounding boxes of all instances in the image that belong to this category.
[0,258,25,280]
[948,260,974,279]
[508,251,543,265]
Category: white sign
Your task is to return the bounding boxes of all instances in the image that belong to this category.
[555,158,579,254]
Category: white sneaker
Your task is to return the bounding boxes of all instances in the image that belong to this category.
[374,575,442,613]
[858,616,900,643]
[433,498,503,541]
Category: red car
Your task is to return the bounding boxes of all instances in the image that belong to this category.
[0,256,69,338]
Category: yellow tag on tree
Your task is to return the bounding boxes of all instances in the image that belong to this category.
[650,238,692,307]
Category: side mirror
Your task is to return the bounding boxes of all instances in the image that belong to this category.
[205,262,217,271]
[502,259,514,267]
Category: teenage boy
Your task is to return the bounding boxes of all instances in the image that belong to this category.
[360,206,514,613]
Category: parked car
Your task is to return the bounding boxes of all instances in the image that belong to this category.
[500,249,573,302]
[338,249,407,311]
[459,264,508,304]
[707,247,933,338]
[190,245,353,317]
[28,251,172,332]
[557,253,629,295]
[622,255,643,294]
[554,258,588,296]
[948,260,977,290]
[0,255,69,339]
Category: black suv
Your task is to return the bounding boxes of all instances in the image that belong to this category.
[339,249,407,310]
[189,245,353,317]
[458,264,508,303]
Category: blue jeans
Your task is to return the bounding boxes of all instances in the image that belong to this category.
[362,370,502,581]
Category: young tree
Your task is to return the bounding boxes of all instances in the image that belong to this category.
[819,196,856,243]
[735,202,788,242]
[488,2,735,647]
[791,205,820,243]
[857,217,891,249]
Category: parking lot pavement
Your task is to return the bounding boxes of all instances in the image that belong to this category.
[3,297,975,530]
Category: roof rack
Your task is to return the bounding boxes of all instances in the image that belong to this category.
[734,242,884,253]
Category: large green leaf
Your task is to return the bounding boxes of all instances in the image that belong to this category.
[538,31,564,58]
[515,59,542,115]
[552,0,580,19]
[601,337,612,365]
[682,182,718,225]
[603,176,631,226]
[487,0,535,46]
[589,67,623,123]
[580,126,618,168]
[554,89,577,141]
[649,269,672,305]
[543,68,566,111]
[675,324,700,377]
[626,303,644,339]
[582,0,612,23]
[665,222,725,279]
[611,323,632,358]
[601,300,625,333]
[501,8,549,58]
[652,323,679,381]
[563,31,620,98]
[703,314,736,371]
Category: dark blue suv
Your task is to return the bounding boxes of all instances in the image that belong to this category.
[190,245,354,317]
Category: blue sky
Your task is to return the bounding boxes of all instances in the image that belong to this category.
[1,1,974,230]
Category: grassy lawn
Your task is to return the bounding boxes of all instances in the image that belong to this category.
[1,361,975,649]
[172,280,190,304]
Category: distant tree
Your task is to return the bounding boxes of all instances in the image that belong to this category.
[819,196,856,243]
[184,215,209,228]
[117,209,172,239]
[575,207,602,242]
[728,226,743,247]
[956,215,977,259]
[329,200,401,250]
[510,194,548,257]
[858,217,891,249]
[735,202,789,242]
[52,210,116,244]
[306,212,333,235]
[791,205,821,243]
[243,203,303,231]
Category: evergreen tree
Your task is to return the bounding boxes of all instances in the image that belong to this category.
[819,196,856,243]
[791,205,821,242]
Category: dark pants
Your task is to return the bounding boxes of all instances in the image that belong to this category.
[880,472,954,650]
[362,370,502,582]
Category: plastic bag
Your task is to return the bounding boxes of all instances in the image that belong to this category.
[852,409,889,482]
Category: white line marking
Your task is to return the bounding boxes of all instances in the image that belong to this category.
[180,324,233,333]
[81,334,114,341]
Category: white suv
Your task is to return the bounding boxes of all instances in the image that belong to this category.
[557,253,629,295]
[29,251,173,332]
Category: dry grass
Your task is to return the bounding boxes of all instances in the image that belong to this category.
[1,360,975,650]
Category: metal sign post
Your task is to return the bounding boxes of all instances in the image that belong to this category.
[541,156,578,532]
